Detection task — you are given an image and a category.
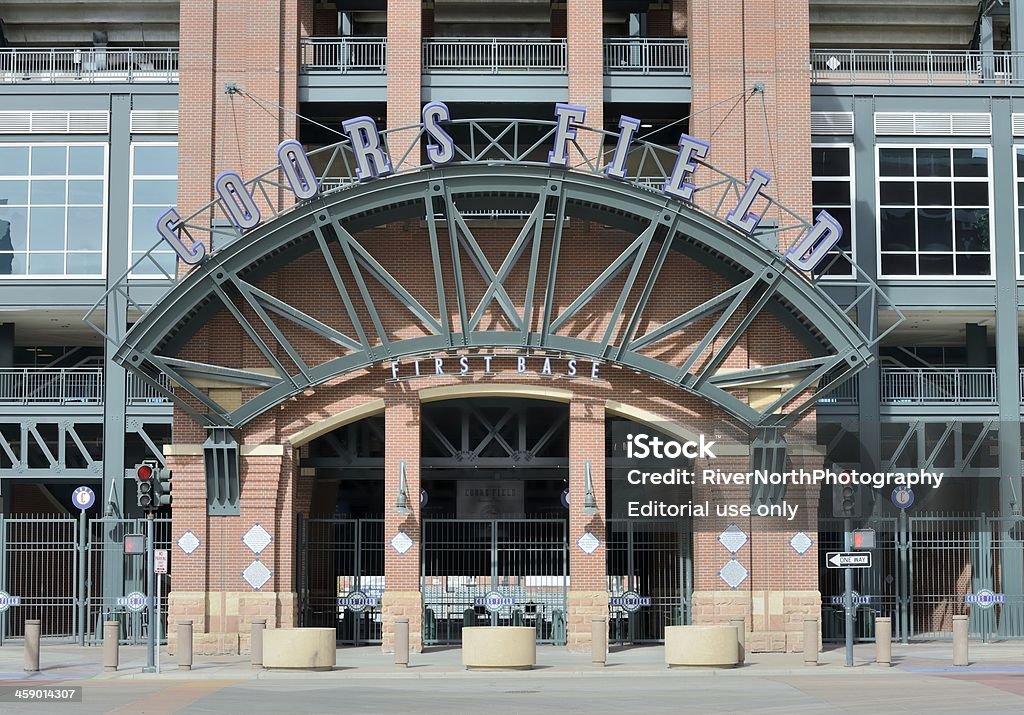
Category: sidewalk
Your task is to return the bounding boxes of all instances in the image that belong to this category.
[1,641,1023,682]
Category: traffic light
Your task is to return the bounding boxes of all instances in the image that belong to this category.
[135,461,157,511]
[831,467,870,518]
[154,466,173,507]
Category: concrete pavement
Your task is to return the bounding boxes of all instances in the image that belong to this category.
[0,641,1022,713]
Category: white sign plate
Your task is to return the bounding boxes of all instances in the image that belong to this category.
[826,551,872,569]
[154,549,169,574]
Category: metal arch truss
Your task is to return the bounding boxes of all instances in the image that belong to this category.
[92,118,902,431]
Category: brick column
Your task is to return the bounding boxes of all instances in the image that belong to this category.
[167,445,299,655]
[566,0,604,160]
[387,0,422,169]
[382,392,423,653]
[567,397,607,652]
[686,0,818,653]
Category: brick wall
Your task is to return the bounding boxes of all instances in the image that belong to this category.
[567,0,604,157]
[387,1,422,167]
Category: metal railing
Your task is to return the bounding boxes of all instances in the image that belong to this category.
[300,37,387,73]
[0,368,103,404]
[810,49,1024,86]
[127,372,172,405]
[0,47,179,84]
[603,38,689,75]
[880,367,996,405]
[423,37,567,73]
[0,367,170,405]
[817,373,859,405]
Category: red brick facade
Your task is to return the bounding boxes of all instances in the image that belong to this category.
[167,0,821,655]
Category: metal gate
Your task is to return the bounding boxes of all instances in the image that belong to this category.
[606,518,692,644]
[820,513,1024,642]
[0,514,170,645]
[84,516,171,646]
[422,518,568,645]
[296,516,384,644]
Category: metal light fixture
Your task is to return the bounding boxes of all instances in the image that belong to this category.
[395,460,412,515]
[582,461,598,515]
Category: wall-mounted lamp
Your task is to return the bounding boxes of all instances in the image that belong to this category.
[582,461,598,515]
[396,460,412,515]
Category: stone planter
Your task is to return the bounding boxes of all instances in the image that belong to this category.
[262,628,336,671]
[664,625,740,667]
[461,626,536,670]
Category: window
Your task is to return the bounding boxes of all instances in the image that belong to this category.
[877,146,991,278]
[0,143,107,277]
[811,145,854,277]
[129,143,178,276]
[1015,147,1024,275]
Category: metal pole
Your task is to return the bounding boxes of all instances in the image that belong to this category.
[143,513,155,673]
[78,508,86,646]
[844,517,854,667]
[156,572,162,674]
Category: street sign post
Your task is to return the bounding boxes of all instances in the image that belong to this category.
[826,551,872,569]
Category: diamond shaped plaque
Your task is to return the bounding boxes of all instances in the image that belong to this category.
[577,531,600,555]
[719,559,748,590]
[177,530,200,555]
[391,530,413,554]
[242,560,272,590]
[242,524,272,555]
[789,531,813,555]
[718,524,748,554]
[826,55,841,71]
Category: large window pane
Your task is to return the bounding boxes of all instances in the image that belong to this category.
[916,148,950,177]
[811,147,850,177]
[918,253,954,275]
[132,179,177,205]
[956,254,990,275]
[917,209,953,251]
[133,145,178,176]
[67,180,104,205]
[0,180,29,205]
[917,182,951,206]
[66,252,103,275]
[953,148,988,177]
[879,181,914,205]
[68,145,105,175]
[29,207,65,250]
[879,148,914,177]
[812,180,850,205]
[30,180,66,204]
[0,253,27,275]
[30,146,67,175]
[0,147,30,175]
[881,253,915,275]
[0,208,27,251]
[66,207,103,250]
[880,207,915,251]
[954,208,990,252]
[28,252,64,274]
[954,181,988,206]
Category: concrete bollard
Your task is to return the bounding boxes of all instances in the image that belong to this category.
[591,618,607,667]
[24,619,40,672]
[250,619,266,670]
[952,615,969,666]
[176,621,193,671]
[875,617,891,667]
[730,617,745,665]
[803,617,818,666]
[103,621,120,672]
[394,618,409,668]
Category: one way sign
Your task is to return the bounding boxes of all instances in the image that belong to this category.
[826,551,872,569]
